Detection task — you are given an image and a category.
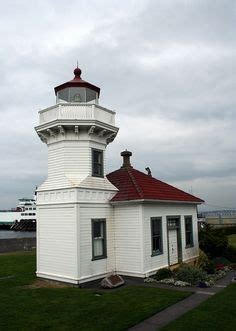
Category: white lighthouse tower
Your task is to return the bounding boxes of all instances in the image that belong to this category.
[35,67,119,284]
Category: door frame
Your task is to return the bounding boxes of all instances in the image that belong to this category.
[166,216,182,265]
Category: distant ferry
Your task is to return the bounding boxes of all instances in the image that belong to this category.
[0,198,36,227]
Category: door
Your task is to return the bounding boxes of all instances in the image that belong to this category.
[168,229,178,265]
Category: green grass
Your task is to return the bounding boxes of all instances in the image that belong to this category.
[0,251,190,330]
[228,234,236,248]
[162,284,236,331]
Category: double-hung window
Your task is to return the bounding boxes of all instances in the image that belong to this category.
[185,216,193,247]
[92,149,104,177]
[151,217,163,255]
[92,219,107,260]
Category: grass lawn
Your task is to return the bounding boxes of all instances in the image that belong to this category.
[162,283,236,331]
[228,234,236,248]
[0,251,190,330]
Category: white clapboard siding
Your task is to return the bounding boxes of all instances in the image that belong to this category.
[143,205,169,274]
[39,140,116,191]
[114,204,143,275]
[37,205,77,280]
[143,203,199,275]
[181,210,199,262]
[79,204,115,281]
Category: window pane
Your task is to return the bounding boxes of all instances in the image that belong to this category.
[92,220,106,259]
[69,87,86,102]
[58,88,69,101]
[185,217,193,247]
[86,88,96,102]
[151,218,163,255]
[92,149,103,177]
[94,239,103,256]
[94,222,102,238]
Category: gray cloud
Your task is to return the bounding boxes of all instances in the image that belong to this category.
[0,0,235,210]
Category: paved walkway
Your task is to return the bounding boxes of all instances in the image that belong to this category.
[128,271,235,331]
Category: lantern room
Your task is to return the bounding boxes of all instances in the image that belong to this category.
[54,67,100,104]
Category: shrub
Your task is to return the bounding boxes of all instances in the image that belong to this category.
[212,256,230,266]
[199,224,228,258]
[196,249,209,268]
[220,226,236,236]
[224,245,236,263]
[175,265,207,285]
[153,268,173,280]
[195,249,215,274]
[204,261,215,274]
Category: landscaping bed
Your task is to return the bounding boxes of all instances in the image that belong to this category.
[0,251,191,330]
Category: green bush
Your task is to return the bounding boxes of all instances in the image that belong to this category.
[195,250,215,274]
[220,226,236,236]
[204,261,215,274]
[175,265,207,285]
[223,245,236,263]
[199,224,228,258]
[153,268,173,280]
[196,249,210,269]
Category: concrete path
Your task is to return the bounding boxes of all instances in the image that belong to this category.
[128,271,235,331]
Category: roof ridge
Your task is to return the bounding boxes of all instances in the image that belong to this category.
[127,167,144,199]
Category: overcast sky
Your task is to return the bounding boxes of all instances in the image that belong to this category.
[0,0,235,210]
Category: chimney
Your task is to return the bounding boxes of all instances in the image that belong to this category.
[121,150,132,168]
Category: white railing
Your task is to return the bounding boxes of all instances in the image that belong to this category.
[39,103,115,126]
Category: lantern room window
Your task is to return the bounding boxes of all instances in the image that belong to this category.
[57,87,97,103]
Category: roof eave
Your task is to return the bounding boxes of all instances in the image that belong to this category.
[110,198,204,205]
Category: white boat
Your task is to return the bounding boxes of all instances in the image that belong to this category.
[0,197,36,227]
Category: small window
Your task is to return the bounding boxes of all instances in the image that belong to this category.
[92,219,107,260]
[92,149,104,177]
[151,217,163,256]
[185,216,193,247]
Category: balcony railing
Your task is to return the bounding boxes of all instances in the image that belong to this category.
[39,103,115,126]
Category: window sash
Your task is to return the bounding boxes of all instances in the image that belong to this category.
[92,219,107,260]
[185,216,193,247]
[92,149,104,177]
[151,218,163,255]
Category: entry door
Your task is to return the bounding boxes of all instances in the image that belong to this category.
[168,229,178,265]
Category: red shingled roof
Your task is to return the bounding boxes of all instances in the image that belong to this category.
[107,167,204,203]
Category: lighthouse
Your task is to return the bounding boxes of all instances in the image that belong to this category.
[35,67,119,284]
[36,66,203,285]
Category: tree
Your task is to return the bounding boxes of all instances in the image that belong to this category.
[199,223,228,258]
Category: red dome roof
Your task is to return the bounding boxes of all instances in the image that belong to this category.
[54,67,100,96]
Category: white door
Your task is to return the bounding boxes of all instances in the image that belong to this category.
[168,229,178,265]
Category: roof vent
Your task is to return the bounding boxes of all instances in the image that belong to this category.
[145,167,152,176]
[121,150,132,168]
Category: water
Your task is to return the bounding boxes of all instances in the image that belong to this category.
[0,230,36,239]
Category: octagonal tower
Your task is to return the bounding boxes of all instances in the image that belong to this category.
[35,67,119,284]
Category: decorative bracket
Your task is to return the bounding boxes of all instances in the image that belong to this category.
[47,128,56,137]
[106,132,116,143]
[38,132,48,143]
[75,126,79,134]
[58,125,65,134]
[88,126,95,135]
[98,129,107,137]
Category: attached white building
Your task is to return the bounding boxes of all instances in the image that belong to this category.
[35,67,204,284]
